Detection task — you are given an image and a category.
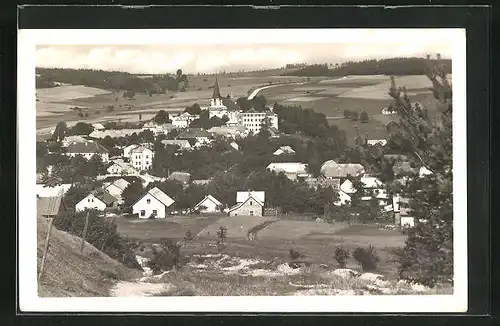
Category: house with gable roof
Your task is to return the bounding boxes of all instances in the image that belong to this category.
[194,195,223,213]
[104,178,131,203]
[228,191,265,217]
[132,187,175,219]
[64,142,109,162]
[75,189,119,212]
[320,160,365,179]
[273,145,296,156]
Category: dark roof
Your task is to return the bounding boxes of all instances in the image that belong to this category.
[93,189,118,205]
[212,77,222,99]
[177,128,213,139]
[37,196,63,217]
[66,142,109,154]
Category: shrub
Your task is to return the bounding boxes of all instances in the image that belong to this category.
[344,109,351,119]
[54,210,142,270]
[360,111,369,123]
[183,230,194,245]
[146,238,182,274]
[289,248,305,261]
[353,245,379,271]
[351,111,359,121]
[334,246,350,268]
[216,226,227,244]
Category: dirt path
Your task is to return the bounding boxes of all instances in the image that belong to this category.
[110,281,173,297]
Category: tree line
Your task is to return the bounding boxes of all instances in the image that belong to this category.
[35,67,189,94]
[282,57,452,77]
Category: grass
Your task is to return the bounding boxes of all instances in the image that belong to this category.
[257,220,349,240]
[37,215,141,297]
[145,253,451,296]
[196,215,277,240]
[115,214,223,242]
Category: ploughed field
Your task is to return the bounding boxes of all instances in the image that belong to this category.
[258,74,448,146]
[35,75,316,131]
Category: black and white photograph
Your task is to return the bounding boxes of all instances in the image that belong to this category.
[18,28,467,313]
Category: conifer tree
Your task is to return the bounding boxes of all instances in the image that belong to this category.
[359,55,453,287]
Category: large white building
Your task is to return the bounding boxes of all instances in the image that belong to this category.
[239,110,279,134]
[64,142,109,162]
[132,187,175,219]
[171,112,199,129]
[129,146,154,171]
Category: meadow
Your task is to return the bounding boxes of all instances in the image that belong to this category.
[116,214,407,281]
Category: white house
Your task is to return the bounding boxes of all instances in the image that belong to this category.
[320,160,365,179]
[161,139,192,150]
[171,112,199,129]
[236,191,265,204]
[177,128,213,147]
[75,191,118,212]
[89,129,143,139]
[92,123,105,131]
[61,135,88,147]
[129,146,154,171]
[229,191,265,217]
[65,142,109,162]
[208,126,248,139]
[334,190,352,206]
[382,107,397,115]
[266,162,309,181]
[132,187,175,219]
[340,176,388,206]
[104,178,130,203]
[273,146,296,156]
[238,110,279,134]
[194,195,223,213]
[419,166,433,177]
[366,139,387,146]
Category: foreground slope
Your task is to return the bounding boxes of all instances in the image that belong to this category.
[37,215,141,297]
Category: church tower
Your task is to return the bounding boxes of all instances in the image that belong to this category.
[211,77,223,108]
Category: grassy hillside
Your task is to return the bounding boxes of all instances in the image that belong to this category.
[37,215,141,297]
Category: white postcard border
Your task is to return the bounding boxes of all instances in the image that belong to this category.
[18,28,467,313]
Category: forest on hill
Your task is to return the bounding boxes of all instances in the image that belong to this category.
[35,67,188,94]
[282,57,452,77]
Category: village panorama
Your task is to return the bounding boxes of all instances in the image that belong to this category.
[35,47,454,298]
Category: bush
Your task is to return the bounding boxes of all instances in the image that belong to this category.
[216,226,227,244]
[360,111,369,123]
[54,210,142,270]
[351,111,359,121]
[344,109,351,119]
[289,248,305,261]
[146,238,182,274]
[334,246,350,268]
[183,230,194,245]
[353,245,379,271]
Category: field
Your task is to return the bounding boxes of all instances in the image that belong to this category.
[109,214,454,297]
[116,214,406,280]
[35,75,316,132]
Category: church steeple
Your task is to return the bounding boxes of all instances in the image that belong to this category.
[212,77,222,99]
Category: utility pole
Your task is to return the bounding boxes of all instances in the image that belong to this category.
[80,211,90,253]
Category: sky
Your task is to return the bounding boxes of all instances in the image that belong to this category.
[35,31,454,74]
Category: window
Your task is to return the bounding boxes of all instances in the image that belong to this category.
[250,211,254,216]
[88,198,91,203]
[250,201,253,205]
[153,210,157,215]
[146,199,151,204]
[140,210,145,216]
[146,155,149,159]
